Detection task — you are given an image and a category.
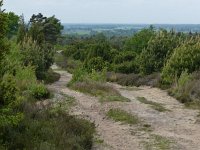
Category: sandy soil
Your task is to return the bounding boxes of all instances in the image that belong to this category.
[48,66,200,150]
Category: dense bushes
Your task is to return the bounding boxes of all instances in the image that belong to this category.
[0,74,19,106]
[113,61,136,74]
[124,26,155,53]
[69,68,106,85]
[20,37,54,80]
[0,106,95,150]
[0,43,94,149]
[84,57,109,72]
[44,69,60,84]
[138,30,181,75]
[29,83,50,100]
[168,71,200,108]
[1,2,97,148]
[162,40,200,84]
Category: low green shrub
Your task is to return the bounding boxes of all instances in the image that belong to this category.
[69,68,88,85]
[29,83,50,100]
[69,67,106,86]
[107,109,139,125]
[69,77,129,103]
[55,52,82,73]
[70,81,119,97]
[15,66,37,91]
[0,74,19,106]
[106,72,161,87]
[114,61,137,74]
[84,57,109,72]
[44,69,60,84]
[169,71,200,107]
[162,41,200,84]
[0,106,95,150]
[89,69,106,82]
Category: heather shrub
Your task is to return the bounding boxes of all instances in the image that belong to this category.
[169,70,200,106]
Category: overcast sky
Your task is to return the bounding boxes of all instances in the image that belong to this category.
[4,0,200,24]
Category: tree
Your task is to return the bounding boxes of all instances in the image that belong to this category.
[87,42,112,62]
[138,30,181,75]
[162,39,200,84]
[0,0,9,71]
[20,37,54,79]
[28,13,63,45]
[43,15,63,44]
[6,12,19,38]
[17,14,27,43]
[124,26,155,53]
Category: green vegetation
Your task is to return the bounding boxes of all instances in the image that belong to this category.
[0,107,95,150]
[44,69,60,84]
[0,1,95,149]
[54,94,76,111]
[100,95,130,103]
[137,97,169,112]
[68,68,130,103]
[143,134,174,150]
[139,124,153,132]
[107,109,139,125]
[120,86,141,91]
[168,71,200,108]
[107,72,161,87]
[56,20,200,110]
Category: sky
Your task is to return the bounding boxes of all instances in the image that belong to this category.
[4,0,200,24]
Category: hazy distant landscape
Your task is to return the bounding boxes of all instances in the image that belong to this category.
[63,24,200,36]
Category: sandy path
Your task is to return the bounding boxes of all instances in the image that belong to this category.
[110,84,200,150]
[49,66,200,150]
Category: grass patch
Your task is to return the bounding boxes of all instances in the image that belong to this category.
[137,97,169,112]
[70,81,130,103]
[107,109,139,125]
[144,134,173,150]
[100,95,130,103]
[52,93,76,112]
[94,137,104,144]
[55,52,82,74]
[184,101,200,110]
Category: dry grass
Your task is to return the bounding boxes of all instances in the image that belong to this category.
[169,71,200,109]
[143,134,174,150]
[107,72,161,87]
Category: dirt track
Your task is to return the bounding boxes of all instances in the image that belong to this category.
[49,65,200,150]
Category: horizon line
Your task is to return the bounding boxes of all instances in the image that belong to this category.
[62,23,200,25]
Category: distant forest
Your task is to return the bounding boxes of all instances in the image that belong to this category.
[63,24,200,37]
